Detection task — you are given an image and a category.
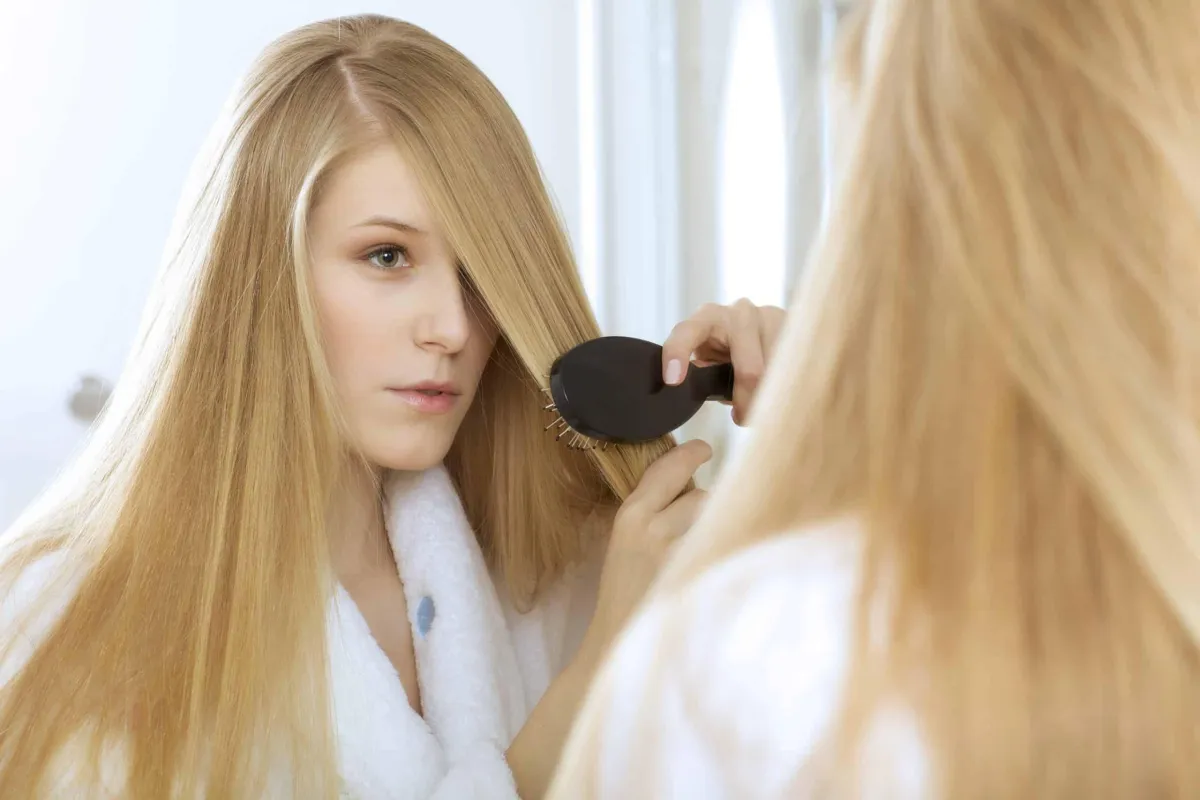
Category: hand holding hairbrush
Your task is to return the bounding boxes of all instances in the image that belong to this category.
[542,336,735,449]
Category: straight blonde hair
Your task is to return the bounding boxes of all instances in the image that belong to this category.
[0,15,672,797]
[555,1,1200,796]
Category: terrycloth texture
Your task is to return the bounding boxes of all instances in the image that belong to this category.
[322,465,604,799]
[577,520,929,799]
[0,465,603,799]
[332,465,550,800]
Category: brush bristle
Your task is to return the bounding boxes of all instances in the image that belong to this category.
[540,393,606,451]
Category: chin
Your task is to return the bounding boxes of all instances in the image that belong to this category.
[360,430,456,473]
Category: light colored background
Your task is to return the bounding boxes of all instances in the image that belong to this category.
[0,0,842,529]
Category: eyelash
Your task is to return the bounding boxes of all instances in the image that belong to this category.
[363,244,411,271]
[359,245,478,298]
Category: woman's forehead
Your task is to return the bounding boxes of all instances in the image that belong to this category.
[311,144,438,236]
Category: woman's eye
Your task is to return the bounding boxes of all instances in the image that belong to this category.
[365,246,411,271]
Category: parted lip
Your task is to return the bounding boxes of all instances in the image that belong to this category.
[388,380,460,395]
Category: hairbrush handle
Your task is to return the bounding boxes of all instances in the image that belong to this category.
[688,362,735,402]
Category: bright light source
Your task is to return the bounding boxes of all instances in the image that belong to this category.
[718,0,786,309]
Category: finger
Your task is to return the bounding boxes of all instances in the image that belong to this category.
[739,321,772,427]
[739,305,786,425]
[647,488,709,545]
[729,299,766,424]
[735,305,786,425]
[759,305,787,360]
[661,304,728,386]
[627,439,713,513]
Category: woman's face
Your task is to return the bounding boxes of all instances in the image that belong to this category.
[308,144,498,471]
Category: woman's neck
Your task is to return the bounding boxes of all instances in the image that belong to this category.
[328,460,392,585]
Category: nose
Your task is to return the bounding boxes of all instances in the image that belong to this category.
[414,263,471,354]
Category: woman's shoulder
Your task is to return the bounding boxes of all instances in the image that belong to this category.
[0,543,131,796]
[627,515,862,703]
[686,516,862,607]
[0,542,76,618]
[0,544,79,684]
[592,519,864,797]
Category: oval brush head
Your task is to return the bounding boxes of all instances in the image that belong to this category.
[543,336,734,447]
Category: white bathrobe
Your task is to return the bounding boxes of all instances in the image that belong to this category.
[569,520,929,799]
[0,465,603,799]
[331,466,602,798]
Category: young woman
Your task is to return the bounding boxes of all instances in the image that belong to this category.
[0,15,783,799]
[551,0,1200,797]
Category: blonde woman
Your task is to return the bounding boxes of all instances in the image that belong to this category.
[0,15,784,799]
[551,1,1200,797]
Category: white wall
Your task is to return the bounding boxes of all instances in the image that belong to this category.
[0,0,830,526]
[0,0,580,529]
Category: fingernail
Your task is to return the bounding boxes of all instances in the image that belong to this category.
[665,360,683,385]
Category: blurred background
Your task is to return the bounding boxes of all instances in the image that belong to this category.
[0,0,848,529]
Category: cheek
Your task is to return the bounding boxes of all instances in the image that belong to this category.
[313,268,386,386]
[463,321,499,391]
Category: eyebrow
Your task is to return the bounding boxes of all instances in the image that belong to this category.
[353,215,427,235]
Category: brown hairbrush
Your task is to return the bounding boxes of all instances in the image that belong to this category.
[542,336,735,449]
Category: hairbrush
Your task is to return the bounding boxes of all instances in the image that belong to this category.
[541,336,735,449]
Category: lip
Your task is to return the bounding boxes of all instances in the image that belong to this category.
[395,381,461,395]
[386,381,461,414]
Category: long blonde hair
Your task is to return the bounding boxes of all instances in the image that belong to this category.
[558,0,1200,796]
[0,15,671,797]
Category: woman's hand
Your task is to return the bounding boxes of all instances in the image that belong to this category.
[578,439,713,664]
[661,299,786,425]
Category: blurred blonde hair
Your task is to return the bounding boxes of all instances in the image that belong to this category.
[0,15,672,797]
[555,0,1200,796]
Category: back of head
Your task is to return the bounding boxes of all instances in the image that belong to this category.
[576,0,1200,796]
[0,15,671,797]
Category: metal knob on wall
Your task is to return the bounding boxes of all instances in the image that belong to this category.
[68,375,113,424]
